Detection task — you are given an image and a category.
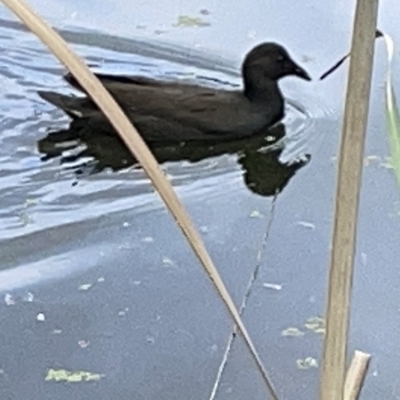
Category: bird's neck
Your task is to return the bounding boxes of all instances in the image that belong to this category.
[244,79,283,103]
[243,80,285,124]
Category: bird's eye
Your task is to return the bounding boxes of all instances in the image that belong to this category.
[277,55,285,63]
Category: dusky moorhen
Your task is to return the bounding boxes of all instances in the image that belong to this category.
[38,42,311,143]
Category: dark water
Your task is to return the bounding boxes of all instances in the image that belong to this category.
[0,0,400,399]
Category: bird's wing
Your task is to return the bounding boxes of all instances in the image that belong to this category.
[66,71,260,131]
[42,72,270,136]
[64,72,205,92]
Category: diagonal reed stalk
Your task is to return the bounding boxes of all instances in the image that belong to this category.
[344,350,371,400]
[319,1,379,399]
[1,0,279,398]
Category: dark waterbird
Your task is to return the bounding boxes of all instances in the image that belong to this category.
[38,42,311,144]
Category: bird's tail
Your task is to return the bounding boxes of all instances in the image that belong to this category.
[38,91,96,119]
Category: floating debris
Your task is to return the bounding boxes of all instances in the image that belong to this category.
[78,283,92,291]
[24,292,34,302]
[45,368,103,382]
[19,212,33,225]
[36,313,46,322]
[380,156,394,169]
[297,221,316,230]
[305,316,325,335]
[364,155,380,166]
[281,317,325,338]
[24,198,38,207]
[4,294,15,306]
[262,282,283,291]
[282,327,304,337]
[78,340,90,349]
[173,15,210,28]
[19,198,39,225]
[297,357,318,370]
[200,226,209,233]
[250,210,263,218]
[118,307,129,316]
[162,257,175,266]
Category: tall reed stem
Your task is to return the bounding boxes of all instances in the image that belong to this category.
[319,1,379,399]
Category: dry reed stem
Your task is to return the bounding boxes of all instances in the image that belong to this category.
[1,0,278,398]
[344,351,371,400]
[319,0,379,400]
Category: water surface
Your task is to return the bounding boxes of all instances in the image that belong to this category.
[0,0,399,399]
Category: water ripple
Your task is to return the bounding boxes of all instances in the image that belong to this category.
[0,20,330,240]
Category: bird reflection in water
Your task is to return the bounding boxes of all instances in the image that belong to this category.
[37,121,310,197]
